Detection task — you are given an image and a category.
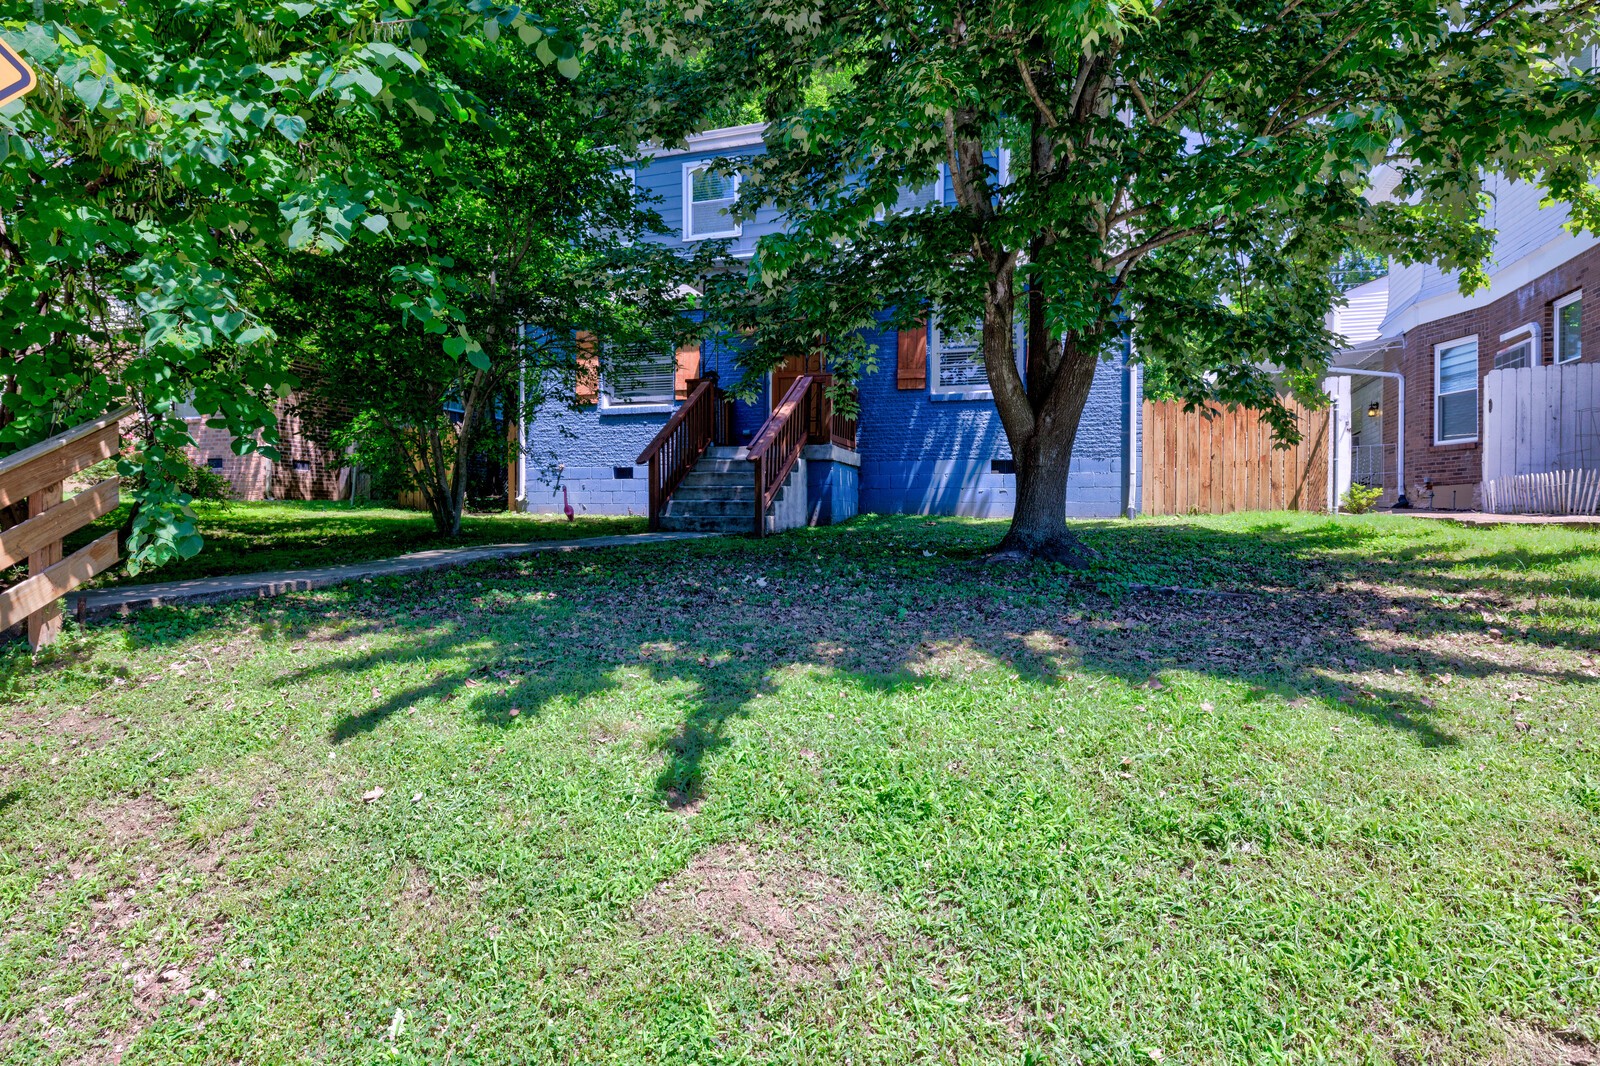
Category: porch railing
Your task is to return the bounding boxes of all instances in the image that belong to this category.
[636,373,732,531]
[745,375,858,536]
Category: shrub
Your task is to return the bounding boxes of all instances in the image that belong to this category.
[172,452,235,504]
[1341,483,1383,514]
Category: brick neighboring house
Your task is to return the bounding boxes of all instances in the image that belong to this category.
[1333,172,1598,509]
[181,395,351,501]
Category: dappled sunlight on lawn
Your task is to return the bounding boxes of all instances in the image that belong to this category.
[1,513,1597,1063]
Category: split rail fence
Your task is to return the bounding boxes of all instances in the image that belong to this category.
[0,407,130,648]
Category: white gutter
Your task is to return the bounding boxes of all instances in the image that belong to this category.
[1326,363,1411,508]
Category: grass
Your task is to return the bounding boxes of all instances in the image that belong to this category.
[63,500,646,589]
[1,511,1598,1064]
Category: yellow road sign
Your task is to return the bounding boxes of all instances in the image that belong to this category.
[0,37,37,107]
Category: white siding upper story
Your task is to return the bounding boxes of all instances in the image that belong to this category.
[1370,173,1598,338]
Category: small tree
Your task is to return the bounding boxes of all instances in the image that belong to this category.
[0,1,584,566]
[262,42,719,535]
[682,0,1600,560]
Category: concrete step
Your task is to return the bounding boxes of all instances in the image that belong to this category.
[673,483,785,502]
[679,470,755,488]
[659,512,767,534]
[664,497,764,518]
[703,446,748,460]
[683,458,752,474]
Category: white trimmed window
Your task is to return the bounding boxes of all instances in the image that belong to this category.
[683,163,740,240]
[603,336,678,408]
[1493,339,1532,370]
[1555,290,1582,364]
[930,317,987,395]
[1434,336,1479,444]
[892,165,944,215]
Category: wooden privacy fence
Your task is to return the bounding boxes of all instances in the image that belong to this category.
[0,408,130,649]
[1142,397,1329,515]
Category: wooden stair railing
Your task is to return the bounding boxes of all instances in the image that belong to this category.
[747,374,814,536]
[746,374,861,536]
[0,406,132,648]
[635,373,732,531]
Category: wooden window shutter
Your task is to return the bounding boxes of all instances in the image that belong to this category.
[674,341,702,400]
[575,331,599,404]
[897,322,927,390]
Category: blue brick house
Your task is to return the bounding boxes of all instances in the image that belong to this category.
[520,123,1141,530]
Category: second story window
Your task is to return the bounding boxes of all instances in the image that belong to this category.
[684,163,740,240]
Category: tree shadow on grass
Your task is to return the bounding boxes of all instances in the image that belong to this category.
[263,515,1600,811]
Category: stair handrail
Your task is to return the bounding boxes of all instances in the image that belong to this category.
[747,374,816,536]
[636,373,728,532]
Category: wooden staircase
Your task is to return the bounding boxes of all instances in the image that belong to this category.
[637,371,857,536]
[658,446,803,534]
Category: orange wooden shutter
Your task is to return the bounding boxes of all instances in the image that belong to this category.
[897,322,927,390]
[674,341,702,400]
[575,331,599,404]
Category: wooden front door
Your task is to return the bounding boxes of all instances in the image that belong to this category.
[771,351,824,411]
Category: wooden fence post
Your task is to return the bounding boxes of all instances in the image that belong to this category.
[26,481,63,648]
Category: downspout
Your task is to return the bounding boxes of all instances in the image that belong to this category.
[515,365,528,512]
[1326,363,1410,508]
[1122,337,1139,519]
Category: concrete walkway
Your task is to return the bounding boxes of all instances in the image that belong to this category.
[1389,510,1600,528]
[78,531,717,618]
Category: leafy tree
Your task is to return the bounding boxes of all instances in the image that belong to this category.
[681,0,1600,560]
[0,0,583,567]
[260,42,720,535]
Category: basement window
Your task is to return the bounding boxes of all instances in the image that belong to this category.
[207,457,225,470]
[612,466,636,480]
[292,459,311,472]
[990,458,1016,474]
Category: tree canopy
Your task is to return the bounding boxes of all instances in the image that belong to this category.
[260,39,719,535]
[680,0,1600,558]
[0,0,584,566]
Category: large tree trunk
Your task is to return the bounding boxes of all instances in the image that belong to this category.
[989,323,1105,565]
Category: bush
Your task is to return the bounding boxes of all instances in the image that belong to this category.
[1341,483,1383,514]
[172,452,235,503]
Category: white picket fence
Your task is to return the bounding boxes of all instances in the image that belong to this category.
[1480,363,1600,513]
[1482,468,1600,515]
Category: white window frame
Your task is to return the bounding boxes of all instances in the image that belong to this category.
[929,315,1025,399]
[1433,335,1479,446]
[1493,339,1532,371]
[598,336,680,416]
[682,161,741,241]
[1554,289,1583,364]
[875,164,946,221]
[929,317,987,398]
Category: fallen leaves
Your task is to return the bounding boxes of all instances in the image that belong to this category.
[361,787,385,803]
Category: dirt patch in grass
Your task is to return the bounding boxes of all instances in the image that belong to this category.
[1490,1024,1599,1066]
[3,795,238,1064]
[0,705,127,749]
[632,842,881,984]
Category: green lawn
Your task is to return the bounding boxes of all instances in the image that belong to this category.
[67,500,646,588]
[1,513,1597,1064]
